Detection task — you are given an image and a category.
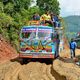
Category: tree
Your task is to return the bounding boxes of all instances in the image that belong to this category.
[28,6,40,19]
[4,2,14,15]
[37,0,60,15]
[2,0,33,10]
[0,13,13,28]
[0,2,4,12]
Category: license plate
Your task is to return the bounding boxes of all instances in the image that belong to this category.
[33,54,38,58]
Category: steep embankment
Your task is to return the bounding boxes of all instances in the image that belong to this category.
[0,35,18,63]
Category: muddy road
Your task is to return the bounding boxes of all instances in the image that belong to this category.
[0,56,80,80]
[0,58,67,80]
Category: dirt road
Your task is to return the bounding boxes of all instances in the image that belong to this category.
[0,60,59,80]
[0,57,68,80]
[0,52,80,80]
[0,54,80,80]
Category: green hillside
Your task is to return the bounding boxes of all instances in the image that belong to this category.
[64,16,80,40]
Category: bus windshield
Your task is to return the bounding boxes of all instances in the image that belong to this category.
[21,28,52,40]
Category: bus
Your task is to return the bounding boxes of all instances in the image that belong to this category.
[19,25,60,59]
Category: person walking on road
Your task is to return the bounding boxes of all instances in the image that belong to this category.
[69,38,77,58]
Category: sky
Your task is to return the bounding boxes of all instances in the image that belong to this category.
[58,0,80,17]
[32,0,80,17]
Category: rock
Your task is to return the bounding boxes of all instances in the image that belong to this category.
[53,59,80,80]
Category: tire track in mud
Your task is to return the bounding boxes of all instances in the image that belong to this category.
[0,60,68,80]
[0,61,21,80]
[18,62,55,80]
[4,63,21,80]
[0,61,15,80]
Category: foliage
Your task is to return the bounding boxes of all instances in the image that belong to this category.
[28,6,40,19]
[64,16,80,41]
[0,2,4,12]
[37,0,60,15]
[4,2,14,14]
[0,13,13,27]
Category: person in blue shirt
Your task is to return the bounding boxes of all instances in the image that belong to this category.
[32,13,40,20]
[51,13,61,28]
[69,38,77,58]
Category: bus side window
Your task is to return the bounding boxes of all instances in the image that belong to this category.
[22,33,25,38]
[22,32,30,38]
[25,33,30,38]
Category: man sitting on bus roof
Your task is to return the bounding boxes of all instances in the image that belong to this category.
[40,11,53,26]
[32,12,40,20]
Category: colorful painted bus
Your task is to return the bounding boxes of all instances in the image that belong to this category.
[19,25,60,59]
